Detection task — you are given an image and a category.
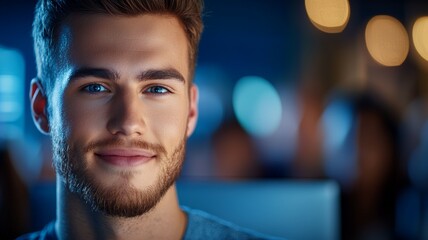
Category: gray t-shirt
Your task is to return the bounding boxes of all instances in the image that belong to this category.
[182,206,282,239]
[16,207,283,240]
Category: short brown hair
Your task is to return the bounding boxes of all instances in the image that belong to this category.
[33,0,204,96]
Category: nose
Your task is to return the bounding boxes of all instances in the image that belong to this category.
[106,90,145,136]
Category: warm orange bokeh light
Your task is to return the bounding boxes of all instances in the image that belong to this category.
[365,15,409,67]
[413,17,428,62]
[305,0,350,33]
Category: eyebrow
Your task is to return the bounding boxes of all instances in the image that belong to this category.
[69,67,185,83]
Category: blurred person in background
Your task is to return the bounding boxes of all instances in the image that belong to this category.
[293,86,326,179]
[17,0,281,239]
[211,119,266,180]
[341,92,407,240]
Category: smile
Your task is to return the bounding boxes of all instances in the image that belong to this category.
[95,148,156,167]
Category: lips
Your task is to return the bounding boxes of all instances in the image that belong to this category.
[95,148,155,167]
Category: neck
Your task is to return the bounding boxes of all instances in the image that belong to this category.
[55,178,187,240]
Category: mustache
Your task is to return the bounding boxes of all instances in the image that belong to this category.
[83,138,166,156]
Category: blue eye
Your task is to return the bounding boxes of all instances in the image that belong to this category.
[145,86,169,94]
[82,84,108,93]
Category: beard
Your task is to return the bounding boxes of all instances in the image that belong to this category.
[51,130,186,218]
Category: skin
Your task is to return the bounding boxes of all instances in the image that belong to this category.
[30,14,198,240]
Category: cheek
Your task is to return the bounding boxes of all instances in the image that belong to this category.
[63,97,108,142]
[147,99,189,145]
[49,91,70,140]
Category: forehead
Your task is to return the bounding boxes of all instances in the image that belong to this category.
[57,13,189,78]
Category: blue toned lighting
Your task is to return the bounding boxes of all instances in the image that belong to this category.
[321,99,356,187]
[233,76,282,137]
[396,188,421,238]
[194,87,224,137]
[408,121,428,189]
[0,75,23,122]
[321,100,353,152]
[0,46,25,139]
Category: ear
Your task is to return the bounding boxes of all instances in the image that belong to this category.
[186,84,199,137]
[30,78,50,135]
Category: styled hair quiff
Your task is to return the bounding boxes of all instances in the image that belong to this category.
[32,0,204,96]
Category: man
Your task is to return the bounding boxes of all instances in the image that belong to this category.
[18,0,280,239]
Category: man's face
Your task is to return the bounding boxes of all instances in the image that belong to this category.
[45,14,198,217]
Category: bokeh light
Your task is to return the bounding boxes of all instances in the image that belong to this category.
[0,75,22,122]
[365,15,409,66]
[412,16,428,62]
[321,99,356,187]
[0,46,25,139]
[194,87,224,137]
[305,0,350,33]
[233,76,282,137]
[321,100,352,153]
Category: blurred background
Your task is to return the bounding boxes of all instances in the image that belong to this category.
[1,0,428,239]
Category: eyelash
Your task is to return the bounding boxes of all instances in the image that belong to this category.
[144,85,171,95]
[80,83,171,95]
[81,83,109,94]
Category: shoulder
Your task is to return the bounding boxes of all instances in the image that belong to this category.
[16,222,57,240]
[182,206,284,240]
